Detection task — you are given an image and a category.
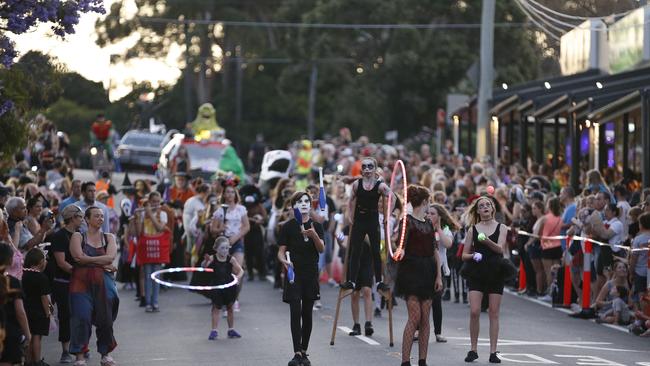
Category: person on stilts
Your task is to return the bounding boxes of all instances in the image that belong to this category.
[341,157,392,293]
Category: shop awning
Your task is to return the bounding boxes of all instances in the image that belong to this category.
[489,95,519,116]
[532,94,571,120]
[587,91,642,123]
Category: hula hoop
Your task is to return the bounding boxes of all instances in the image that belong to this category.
[150,267,239,291]
[386,160,408,261]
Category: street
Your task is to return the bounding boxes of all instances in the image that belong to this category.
[41,277,650,366]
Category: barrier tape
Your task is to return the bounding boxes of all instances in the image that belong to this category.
[507,229,649,253]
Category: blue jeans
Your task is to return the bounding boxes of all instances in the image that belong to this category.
[144,263,162,306]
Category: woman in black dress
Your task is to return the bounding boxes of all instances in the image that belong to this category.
[394,185,443,366]
[277,192,324,366]
[461,196,507,364]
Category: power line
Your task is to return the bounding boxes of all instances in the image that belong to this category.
[127,16,530,30]
[520,0,579,31]
[525,0,635,21]
[514,0,561,40]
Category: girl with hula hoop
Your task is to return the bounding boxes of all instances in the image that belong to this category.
[394,185,443,366]
[205,236,244,340]
[277,191,324,366]
[461,196,507,364]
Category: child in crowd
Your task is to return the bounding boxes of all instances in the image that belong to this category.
[207,236,243,340]
[597,286,631,325]
[22,247,53,366]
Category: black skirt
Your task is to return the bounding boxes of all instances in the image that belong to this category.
[209,286,237,308]
[282,272,320,304]
[395,255,437,300]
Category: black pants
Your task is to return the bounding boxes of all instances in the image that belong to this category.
[451,259,467,301]
[520,244,537,292]
[432,289,443,335]
[348,218,382,284]
[52,281,71,343]
[289,300,315,353]
[244,229,266,279]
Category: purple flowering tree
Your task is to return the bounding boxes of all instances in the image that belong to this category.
[0,0,105,116]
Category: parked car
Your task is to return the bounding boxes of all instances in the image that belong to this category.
[116,130,175,172]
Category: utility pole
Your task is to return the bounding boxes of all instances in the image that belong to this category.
[183,23,193,122]
[235,50,243,125]
[307,63,318,140]
[476,0,495,158]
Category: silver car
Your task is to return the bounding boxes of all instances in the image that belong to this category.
[116,130,169,172]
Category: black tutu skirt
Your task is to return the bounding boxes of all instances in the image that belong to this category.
[209,286,237,307]
[395,255,437,300]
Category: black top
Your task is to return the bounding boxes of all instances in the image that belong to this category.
[403,215,438,257]
[471,224,503,261]
[355,179,380,219]
[278,219,324,278]
[22,271,50,320]
[49,227,75,281]
[209,256,234,286]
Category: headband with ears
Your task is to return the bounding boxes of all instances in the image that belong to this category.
[221,176,240,188]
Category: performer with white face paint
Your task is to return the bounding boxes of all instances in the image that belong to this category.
[277,192,325,366]
[341,157,393,292]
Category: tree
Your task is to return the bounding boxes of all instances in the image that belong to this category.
[0,1,104,166]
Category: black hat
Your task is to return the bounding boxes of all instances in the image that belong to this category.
[121,172,132,187]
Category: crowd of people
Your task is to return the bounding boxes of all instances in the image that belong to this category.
[0,124,648,366]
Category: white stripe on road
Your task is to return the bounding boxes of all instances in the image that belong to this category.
[337,326,381,345]
[503,289,629,334]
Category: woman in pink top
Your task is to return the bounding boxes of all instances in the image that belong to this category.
[539,197,563,292]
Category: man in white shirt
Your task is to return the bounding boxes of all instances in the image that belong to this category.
[75,181,112,234]
[182,183,210,258]
[614,185,631,236]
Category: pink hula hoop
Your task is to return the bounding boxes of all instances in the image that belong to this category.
[386,160,408,261]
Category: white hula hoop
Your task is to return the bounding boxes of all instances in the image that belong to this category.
[386,160,408,261]
[150,267,239,291]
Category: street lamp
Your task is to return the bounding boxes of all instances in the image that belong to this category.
[491,116,499,163]
[593,122,600,171]
[453,115,460,154]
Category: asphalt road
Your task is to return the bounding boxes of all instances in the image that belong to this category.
[44,170,648,365]
[41,276,649,366]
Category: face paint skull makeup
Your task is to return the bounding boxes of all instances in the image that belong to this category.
[293,194,311,216]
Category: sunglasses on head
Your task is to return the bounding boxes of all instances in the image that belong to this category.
[362,164,375,170]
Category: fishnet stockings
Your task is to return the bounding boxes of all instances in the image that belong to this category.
[401,297,432,362]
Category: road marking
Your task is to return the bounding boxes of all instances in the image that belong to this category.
[554,354,625,366]
[503,289,630,334]
[498,353,559,364]
[445,337,643,353]
[337,326,380,345]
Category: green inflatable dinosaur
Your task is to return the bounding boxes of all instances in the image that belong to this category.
[191,103,221,134]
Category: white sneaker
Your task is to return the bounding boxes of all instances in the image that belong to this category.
[570,303,581,312]
[233,300,240,312]
[100,355,117,366]
[313,300,323,310]
[538,294,552,302]
[327,279,337,287]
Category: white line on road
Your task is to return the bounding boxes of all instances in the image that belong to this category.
[503,289,630,334]
[337,326,381,345]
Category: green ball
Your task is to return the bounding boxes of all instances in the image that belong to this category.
[477,232,487,241]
